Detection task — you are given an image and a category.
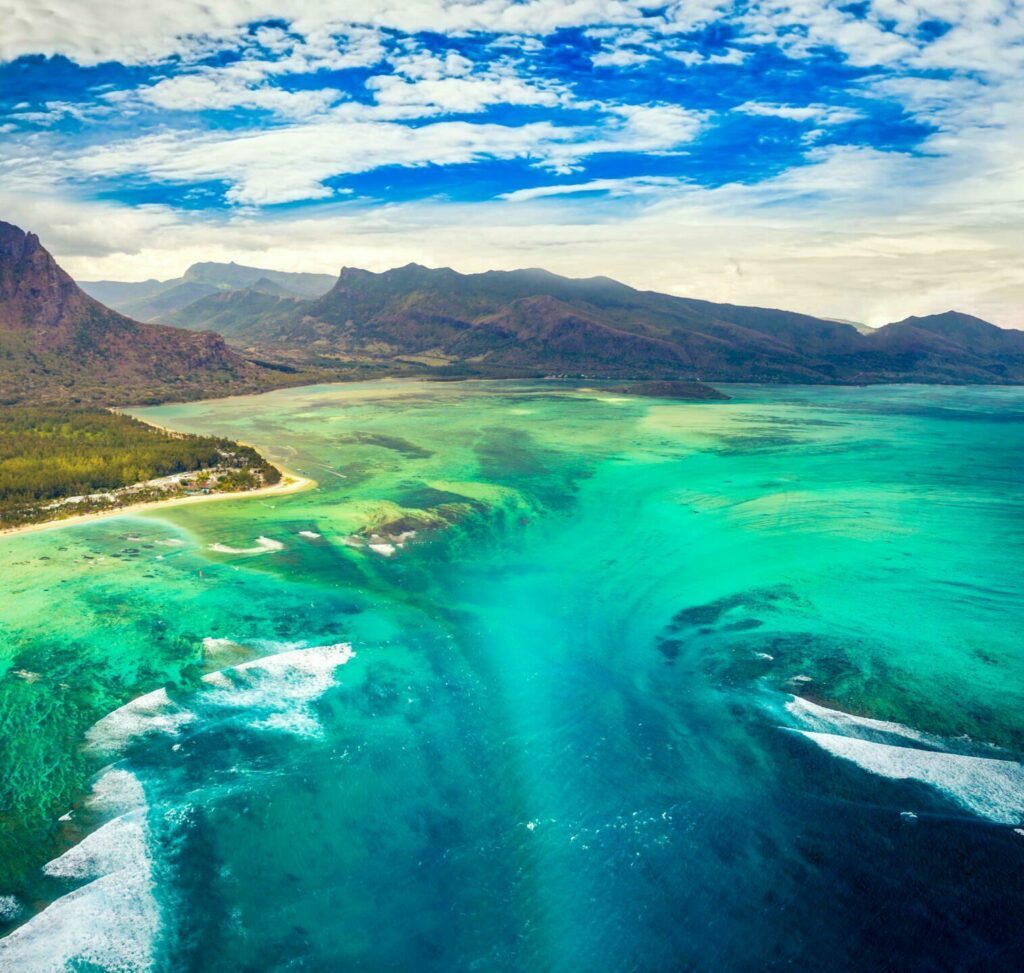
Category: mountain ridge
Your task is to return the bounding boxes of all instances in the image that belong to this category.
[63,251,1024,389]
[80,261,337,322]
[163,261,1020,384]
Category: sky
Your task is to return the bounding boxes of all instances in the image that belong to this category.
[1,1,1022,327]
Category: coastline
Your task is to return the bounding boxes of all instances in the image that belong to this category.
[0,467,315,539]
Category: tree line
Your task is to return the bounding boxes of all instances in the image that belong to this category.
[0,406,279,522]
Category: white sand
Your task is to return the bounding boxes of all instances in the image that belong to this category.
[0,469,314,539]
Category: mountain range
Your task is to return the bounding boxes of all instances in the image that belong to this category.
[0,222,283,405]
[129,260,1024,385]
[3,218,1023,408]
[80,263,337,323]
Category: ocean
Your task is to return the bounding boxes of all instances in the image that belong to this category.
[1,380,1022,971]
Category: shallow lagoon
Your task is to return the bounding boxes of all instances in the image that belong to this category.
[1,380,1022,970]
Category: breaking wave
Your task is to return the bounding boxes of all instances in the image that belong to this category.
[209,536,284,555]
[0,768,157,972]
[85,643,355,757]
[783,695,1024,824]
[85,688,196,757]
[800,731,1024,824]
[0,645,356,968]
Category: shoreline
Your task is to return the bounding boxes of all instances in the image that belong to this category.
[1,409,317,540]
[0,467,315,540]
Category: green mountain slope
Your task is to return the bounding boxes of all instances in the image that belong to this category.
[175,262,1023,383]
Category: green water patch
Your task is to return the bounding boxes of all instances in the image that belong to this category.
[1,381,1023,968]
[335,431,434,459]
[0,519,379,892]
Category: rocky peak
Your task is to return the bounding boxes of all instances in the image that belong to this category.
[0,220,85,329]
[0,220,273,404]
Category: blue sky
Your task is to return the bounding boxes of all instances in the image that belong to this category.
[1,1,1022,326]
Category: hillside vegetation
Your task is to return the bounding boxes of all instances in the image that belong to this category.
[146,262,1024,385]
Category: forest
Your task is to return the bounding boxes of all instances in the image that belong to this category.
[0,407,280,526]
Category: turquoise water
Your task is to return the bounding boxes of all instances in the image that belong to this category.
[0,381,1022,970]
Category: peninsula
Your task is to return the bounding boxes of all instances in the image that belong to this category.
[0,406,309,533]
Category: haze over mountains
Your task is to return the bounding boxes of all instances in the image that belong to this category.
[3,220,1024,407]
[80,263,337,323]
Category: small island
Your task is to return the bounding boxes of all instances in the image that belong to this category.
[607,380,731,401]
[0,406,292,531]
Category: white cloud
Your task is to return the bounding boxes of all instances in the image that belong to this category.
[4,0,1021,83]
[665,50,703,66]
[739,2,917,67]
[11,141,1021,330]
[365,51,567,117]
[602,103,707,151]
[367,74,562,114]
[0,1,676,66]
[591,48,653,67]
[70,118,580,205]
[127,74,340,118]
[43,97,705,204]
[663,45,747,67]
[103,25,384,120]
[5,99,108,126]
[738,0,1024,75]
[706,48,748,65]
[586,26,657,67]
[390,47,475,81]
[500,175,687,202]
[734,102,861,124]
[2,0,1023,331]
[660,1,733,33]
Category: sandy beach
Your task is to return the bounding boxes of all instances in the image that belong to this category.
[0,468,315,539]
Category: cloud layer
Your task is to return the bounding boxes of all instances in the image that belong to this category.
[1,0,1022,326]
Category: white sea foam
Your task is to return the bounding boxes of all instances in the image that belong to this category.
[799,731,1024,824]
[257,710,322,736]
[786,696,938,747]
[201,637,246,662]
[249,638,308,653]
[0,770,157,972]
[0,896,22,922]
[11,648,356,967]
[209,535,284,555]
[299,530,321,539]
[88,768,147,816]
[215,642,354,680]
[200,643,355,738]
[0,859,158,972]
[85,688,195,756]
[85,644,354,759]
[44,812,147,882]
